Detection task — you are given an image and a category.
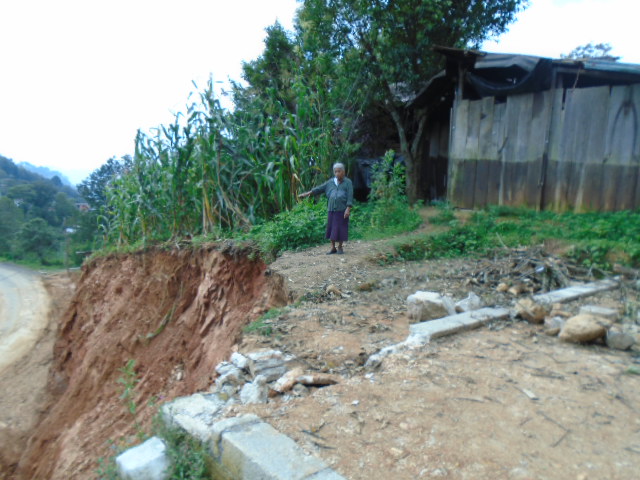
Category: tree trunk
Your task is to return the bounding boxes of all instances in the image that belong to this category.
[387,105,428,204]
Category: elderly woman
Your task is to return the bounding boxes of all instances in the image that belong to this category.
[299,163,354,254]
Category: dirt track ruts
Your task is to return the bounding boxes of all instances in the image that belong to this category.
[0,263,50,374]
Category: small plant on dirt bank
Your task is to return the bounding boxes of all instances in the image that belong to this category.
[243,307,287,336]
[118,359,140,416]
[152,416,211,479]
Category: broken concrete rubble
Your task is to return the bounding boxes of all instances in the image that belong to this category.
[240,375,269,404]
[454,292,484,313]
[115,436,170,480]
[406,290,455,322]
[247,350,294,382]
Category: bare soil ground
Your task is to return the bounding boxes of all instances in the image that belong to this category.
[235,239,640,480]
[0,269,77,479]
[2,215,639,480]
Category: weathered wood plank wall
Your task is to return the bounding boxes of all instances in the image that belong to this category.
[448,83,640,211]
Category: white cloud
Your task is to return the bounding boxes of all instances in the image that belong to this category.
[483,0,640,62]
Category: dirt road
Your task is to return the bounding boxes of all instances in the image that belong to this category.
[0,263,50,374]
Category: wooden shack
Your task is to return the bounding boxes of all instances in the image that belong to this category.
[412,47,640,211]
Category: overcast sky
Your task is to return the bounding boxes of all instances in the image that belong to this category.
[0,0,637,184]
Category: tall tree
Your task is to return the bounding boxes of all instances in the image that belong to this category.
[561,42,619,61]
[77,155,133,211]
[297,0,527,201]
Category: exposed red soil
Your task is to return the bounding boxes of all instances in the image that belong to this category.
[15,245,286,480]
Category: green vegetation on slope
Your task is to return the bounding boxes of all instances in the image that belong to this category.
[0,155,94,266]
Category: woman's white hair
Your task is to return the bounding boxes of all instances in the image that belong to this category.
[332,162,346,171]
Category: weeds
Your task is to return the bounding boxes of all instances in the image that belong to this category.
[383,207,640,271]
[243,307,286,336]
[117,359,140,416]
[152,416,211,480]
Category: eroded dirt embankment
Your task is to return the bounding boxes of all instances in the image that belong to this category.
[15,245,287,480]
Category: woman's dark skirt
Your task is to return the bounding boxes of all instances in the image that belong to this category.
[326,210,349,242]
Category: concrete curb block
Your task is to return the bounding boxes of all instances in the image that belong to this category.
[409,307,511,339]
[533,278,619,305]
[209,414,346,480]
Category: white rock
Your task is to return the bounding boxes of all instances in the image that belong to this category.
[116,436,170,480]
[240,375,269,404]
[543,316,565,336]
[606,329,636,350]
[454,292,484,313]
[230,352,249,370]
[215,368,247,391]
[161,393,226,442]
[215,361,236,376]
[406,291,455,322]
[559,314,607,343]
[247,350,294,381]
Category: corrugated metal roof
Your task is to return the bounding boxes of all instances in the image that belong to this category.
[555,58,640,76]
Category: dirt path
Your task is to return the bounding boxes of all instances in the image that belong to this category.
[0,266,76,478]
[235,240,640,480]
[0,263,51,374]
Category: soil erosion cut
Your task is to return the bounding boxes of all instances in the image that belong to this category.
[16,244,287,480]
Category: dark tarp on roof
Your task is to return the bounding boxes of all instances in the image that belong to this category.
[466,55,554,97]
[410,48,640,108]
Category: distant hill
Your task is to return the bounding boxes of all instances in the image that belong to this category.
[0,154,81,200]
[18,161,74,188]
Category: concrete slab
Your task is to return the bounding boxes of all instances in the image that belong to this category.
[579,305,619,321]
[533,279,619,305]
[115,436,170,480]
[409,307,511,340]
[210,414,345,480]
[161,393,226,442]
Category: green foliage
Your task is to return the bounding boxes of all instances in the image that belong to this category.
[117,359,140,416]
[243,153,422,259]
[245,200,328,258]
[244,307,287,336]
[153,417,211,480]
[562,42,618,60]
[349,150,422,238]
[17,218,61,264]
[429,202,457,225]
[0,154,92,267]
[382,207,640,270]
[297,0,527,200]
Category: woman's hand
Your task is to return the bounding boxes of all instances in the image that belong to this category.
[299,191,311,199]
[344,207,351,219]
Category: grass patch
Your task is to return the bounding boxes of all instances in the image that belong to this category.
[381,207,640,271]
[243,306,287,336]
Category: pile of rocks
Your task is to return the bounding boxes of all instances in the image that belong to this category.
[407,290,484,322]
[404,285,638,352]
[515,298,638,350]
[215,350,338,405]
[160,350,339,447]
